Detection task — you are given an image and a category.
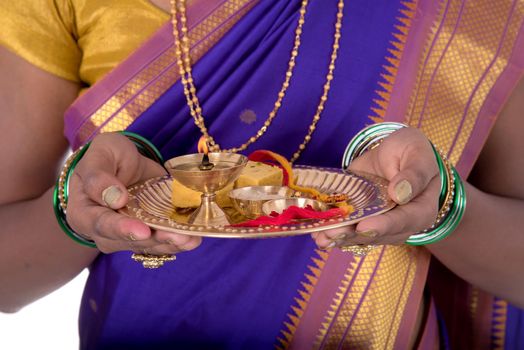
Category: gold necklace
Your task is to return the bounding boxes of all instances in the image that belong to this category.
[170,0,344,163]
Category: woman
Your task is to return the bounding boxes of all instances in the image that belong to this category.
[1,0,523,348]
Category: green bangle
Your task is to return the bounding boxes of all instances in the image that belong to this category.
[53,185,96,247]
[53,143,97,248]
[342,122,408,168]
[406,167,466,245]
[341,122,466,245]
[119,131,164,164]
[430,144,449,209]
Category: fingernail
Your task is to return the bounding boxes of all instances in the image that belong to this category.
[324,241,337,250]
[102,186,122,207]
[356,230,378,238]
[334,232,349,240]
[395,180,412,204]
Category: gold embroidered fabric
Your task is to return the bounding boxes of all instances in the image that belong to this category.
[313,247,419,350]
[406,0,524,165]
[74,0,256,145]
[403,0,524,347]
[0,0,168,84]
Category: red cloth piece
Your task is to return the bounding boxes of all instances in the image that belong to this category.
[232,205,344,227]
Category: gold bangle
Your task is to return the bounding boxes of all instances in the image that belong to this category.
[57,145,89,212]
[54,144,97,247]
[423,148,455,231]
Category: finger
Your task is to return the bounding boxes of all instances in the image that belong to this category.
[145,242,187,255]
[388,159,438,205]
[154,231,203,251]
[74,145,130,209]
[313,227,356,249]
[75,134,166,209]
[68,202,153,243]
[174,236,202,251]
[355,177,440,243]
[89,236,129,254]
[385,134,438,205]
[314,232,335,249]
[78,173,129,210]
[137,157,168,182]
[93,236,162,255]
[127,242,180,255]
[77,158,166,210]
[128,235,202,255]
[84,232,180,255]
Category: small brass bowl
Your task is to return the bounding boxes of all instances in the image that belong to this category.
[229,186,292,219]
[262,198,328,216]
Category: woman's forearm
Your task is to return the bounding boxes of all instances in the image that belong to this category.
[428,182,524,308]
[0,187,99,313]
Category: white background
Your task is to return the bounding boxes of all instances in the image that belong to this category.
[0,270,88,350]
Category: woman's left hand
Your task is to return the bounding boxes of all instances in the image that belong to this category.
[312,127,441,249]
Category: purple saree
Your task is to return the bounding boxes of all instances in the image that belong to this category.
[63,0,524,349]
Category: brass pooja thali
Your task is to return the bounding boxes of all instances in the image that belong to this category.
[120,166,396,238]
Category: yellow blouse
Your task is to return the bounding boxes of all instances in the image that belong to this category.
[0,1,169,85]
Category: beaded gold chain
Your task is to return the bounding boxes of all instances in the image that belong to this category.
[170,0,344,163]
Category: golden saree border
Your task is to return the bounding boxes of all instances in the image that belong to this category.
[276,249,330,349]
[284,246,430,350]
[405,0,524,167]
[463,287,509,350]
[312,247,425,350]
[281,2,433,349]
[72,0,258,147]
[490,298,508,350]
[400,0,524,348]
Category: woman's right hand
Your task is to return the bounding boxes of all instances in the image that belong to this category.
[66,133,202,255]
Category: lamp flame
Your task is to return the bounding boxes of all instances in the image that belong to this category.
[197,136,209,155]
[197,136,214,170]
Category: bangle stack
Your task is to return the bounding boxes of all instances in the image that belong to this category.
[342,122,466,246]
[342,122,408,165]
[53,131,164,248]
[53,143,96,247]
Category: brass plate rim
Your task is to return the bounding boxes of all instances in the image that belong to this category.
[119,166,396,239]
